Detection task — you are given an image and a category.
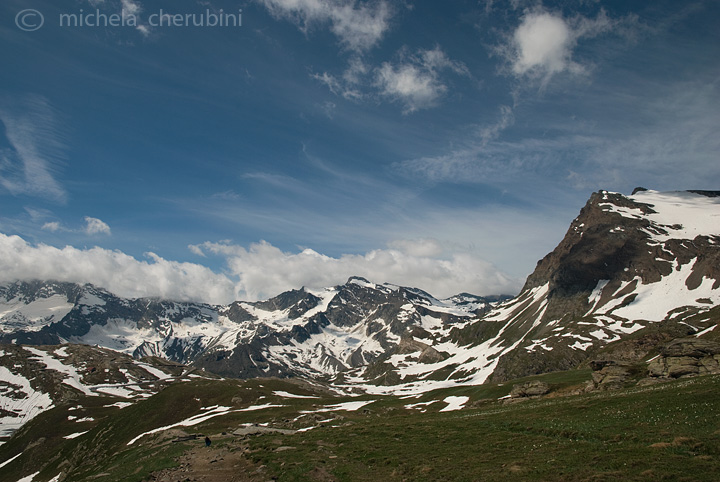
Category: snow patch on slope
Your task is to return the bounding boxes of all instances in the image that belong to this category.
[0,366,54,438]
[629,190,720,242]
[0,295,73,333]
[611,259,720,321]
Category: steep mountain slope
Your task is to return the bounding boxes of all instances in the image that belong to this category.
[0,343,198,442]
[469,189,720,381]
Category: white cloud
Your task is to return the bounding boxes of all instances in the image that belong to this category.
[0,232,519,304]
[375,63,443,113]
[0,96,67,202]
[0,233,238,304]
[84,217,111,235]
[512,12,574,76]
[375,47,469,113]
[120,0,151,37]
[42,222,62,232]
[257,0,392,52]
[387,238,443,258]
[192,239,519,301]
[313,46,467,112]
[121,0,142,17]
[188,244,206,257]
[500,9,616,85]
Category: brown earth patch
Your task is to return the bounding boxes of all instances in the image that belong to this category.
[146,435,266,482]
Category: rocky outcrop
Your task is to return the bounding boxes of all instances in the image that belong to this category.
[509,380,550,398]
[647,338,720,379]
[588,360,634,390]
[395,337,447,364]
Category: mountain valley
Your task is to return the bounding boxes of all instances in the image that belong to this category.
[1,189,719,481]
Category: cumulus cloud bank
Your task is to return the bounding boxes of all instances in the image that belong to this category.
[0,232,519,304]
[0,233,237,304]
[191,239,519,301]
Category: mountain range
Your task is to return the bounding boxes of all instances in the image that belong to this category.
[1,188,719,443]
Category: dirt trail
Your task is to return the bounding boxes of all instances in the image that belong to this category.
[146,435,269,482]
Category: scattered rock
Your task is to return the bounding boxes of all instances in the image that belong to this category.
[232,425,295,436]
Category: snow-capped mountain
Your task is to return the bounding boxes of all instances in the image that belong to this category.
[0,277,501,394]
[475,189,720,382]
[1,189,718,396]
[0,343,195,441]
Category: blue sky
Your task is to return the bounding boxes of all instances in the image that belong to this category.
[0,0,718,303]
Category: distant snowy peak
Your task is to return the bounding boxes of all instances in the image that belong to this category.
[0,277,502,392]
[0,282,108,335]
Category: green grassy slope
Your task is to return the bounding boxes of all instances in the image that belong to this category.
[245,375,720,481]
[2,372,719,481]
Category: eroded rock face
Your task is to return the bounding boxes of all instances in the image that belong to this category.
[647,338,720,379]
[509,380,550,398]
[589,360,633,390]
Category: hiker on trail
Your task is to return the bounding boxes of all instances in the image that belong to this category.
[205,436,211,447]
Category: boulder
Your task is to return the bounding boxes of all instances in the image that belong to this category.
[510,381,550,398]
[589,360,632,390]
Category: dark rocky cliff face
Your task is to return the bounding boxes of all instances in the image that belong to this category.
[488,190,720,382]
[521,191,720,319]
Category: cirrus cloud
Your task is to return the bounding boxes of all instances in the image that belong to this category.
[0,96,67,203]
[256,0,393,52]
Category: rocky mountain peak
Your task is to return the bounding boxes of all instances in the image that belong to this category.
[482,189,720,382]
[522,190,720,319]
